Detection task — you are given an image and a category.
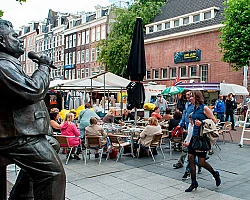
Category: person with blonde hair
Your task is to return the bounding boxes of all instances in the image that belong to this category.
[138,117,162,156]
[60,113,82,160]
[103,108,115,123]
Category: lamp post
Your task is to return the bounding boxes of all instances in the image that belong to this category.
[243,65,248,105]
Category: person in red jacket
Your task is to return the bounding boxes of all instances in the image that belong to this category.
[61,113,82,160]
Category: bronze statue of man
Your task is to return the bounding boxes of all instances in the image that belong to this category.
[0,20,66,200]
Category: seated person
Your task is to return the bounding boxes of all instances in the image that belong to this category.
[138,117,162,155]
[103,108,115,123]
[168,111,182,132]
[60,113,82,160]
[163,108,173,121]
[168,111,183,150]
[122,109,135,121]
[50,111,61,133]
[85,117,108,158]
[151,107,163,120]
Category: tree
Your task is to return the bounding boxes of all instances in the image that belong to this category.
[97,0,166,76]
[0,0,26,18]
[218,0,250,70]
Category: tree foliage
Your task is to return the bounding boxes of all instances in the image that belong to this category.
[97,0,165,76]
[218,0,250,70]
[0,0,26,18]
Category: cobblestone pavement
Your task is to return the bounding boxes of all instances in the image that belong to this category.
[7,127,250,200]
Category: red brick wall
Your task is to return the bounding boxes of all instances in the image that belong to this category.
[145,30,245,88]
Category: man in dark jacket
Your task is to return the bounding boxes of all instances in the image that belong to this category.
[0,20,65,200]
[225,93,237,131]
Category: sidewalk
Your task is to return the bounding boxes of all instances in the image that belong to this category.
[7,127,250,200]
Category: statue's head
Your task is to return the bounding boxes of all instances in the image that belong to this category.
[0,20,24,58]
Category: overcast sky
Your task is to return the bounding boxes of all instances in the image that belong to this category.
[2,0,111,29]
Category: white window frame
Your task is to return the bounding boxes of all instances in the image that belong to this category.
[77,51,81,63]
[162,68,167,79]
[86,30,90,44]
[92,28,95,42]
[86,49,89,62]
[81,50,85,63]
[91,48,95,61]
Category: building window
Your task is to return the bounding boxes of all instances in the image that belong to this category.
[174,20,179,27]
[81,68,85,78]
[204,11,211,19]
[190,66,197,76]
[85,68,89,77]
[65,70,69,79]
[157,24,162,31]
[69,35,72,48]
[100,66,105,72]
[154,69,159,79]
[73,34,76,47]
[86,49,89,62]
[101,25,106,40]
[57,66,61,77]
[77,33,81,46]
[165,22,170,29]
[91,28,95,42]
[180,67,187,77]
[81,50,85,63]
[193,14,200,22]
[170,68,176,78]
[86,30,90,44]
[162,68,167,78]
[58,51,61,61]
[72,52,75,64]
[77,51,81,63]
[96,48,100,60]
[96,27,100,41]
[77,69,80,79]
[200,65,208,82]
[183,17,189,25]
[65,53,68,65]
[91,48,95,61]
[149,26,154,33]
[146,70,151,79]
[69,52,72,64]
[82,32,85,45]
[91,67,95,75]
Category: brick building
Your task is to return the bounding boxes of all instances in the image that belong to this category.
[144,0,247,90]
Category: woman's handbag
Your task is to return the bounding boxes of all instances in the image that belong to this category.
[191,125,211,152]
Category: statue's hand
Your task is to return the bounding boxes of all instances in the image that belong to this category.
[39,54,53,67]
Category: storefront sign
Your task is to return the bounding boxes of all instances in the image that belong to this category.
[174,50,201,64]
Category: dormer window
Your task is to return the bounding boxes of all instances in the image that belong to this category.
[193,14,200,22]
[183,17,189,25]
[165,22,170,29]
[96,10,101,18]
[204,11,211,19]
[149,26,154,33]
[157,24,162,31]
[174,19,179,27]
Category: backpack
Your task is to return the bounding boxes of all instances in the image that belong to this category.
[171,126,184,137]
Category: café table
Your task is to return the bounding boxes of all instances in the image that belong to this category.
[121,127,143,157]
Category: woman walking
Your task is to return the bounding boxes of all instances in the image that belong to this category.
[185,90,221,192]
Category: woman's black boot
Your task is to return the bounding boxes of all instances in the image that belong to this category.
[214,171,221,187]
[185,181,198,192]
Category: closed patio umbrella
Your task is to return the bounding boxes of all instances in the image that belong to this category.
[126,17,146,111]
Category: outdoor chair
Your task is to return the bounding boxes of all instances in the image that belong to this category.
[55,135,83,165]
[108,134,131,162]
[85,136,104,164]
[220,122,233,143]
[137,133,165,161]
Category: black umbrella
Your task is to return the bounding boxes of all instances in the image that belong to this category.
[126,17,146,111]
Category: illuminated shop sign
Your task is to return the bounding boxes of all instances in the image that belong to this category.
[174,49,201,64]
